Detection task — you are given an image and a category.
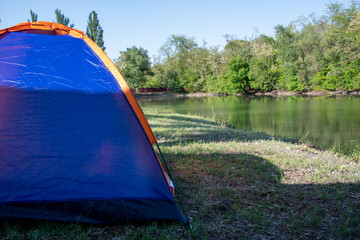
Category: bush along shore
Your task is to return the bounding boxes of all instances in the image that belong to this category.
[1,108,360,239]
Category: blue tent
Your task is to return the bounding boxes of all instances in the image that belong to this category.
[0,22,187,224]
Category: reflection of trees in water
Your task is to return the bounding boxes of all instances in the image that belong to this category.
[139,96,360,154]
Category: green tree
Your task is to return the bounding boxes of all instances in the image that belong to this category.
[115,46,152,90]
[159,35,198,90]
[86,11,105,51]
[274,24,308,91]
[249,58,279,92]
[208,46,225,80]
[199,45,225,92]
[224,57,249,93]
[320,1,360,90]
[250,34,277,80]
[54,9,74,28]
[274,24,296,49]
[28,9,38,22]
[163,34,197,56]
[146,54,165,88]
[224,36,252,62]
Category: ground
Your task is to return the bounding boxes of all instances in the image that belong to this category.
[1,108,360,239]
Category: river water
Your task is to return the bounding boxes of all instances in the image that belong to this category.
[138,95,360,155]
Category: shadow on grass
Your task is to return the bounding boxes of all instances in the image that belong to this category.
[161,150,360,239]
[151,113,360,239]
[147,112,294,147]
[146,114,222,127]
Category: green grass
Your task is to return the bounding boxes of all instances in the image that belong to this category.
[330,140,360,162]
[1,108,360,239]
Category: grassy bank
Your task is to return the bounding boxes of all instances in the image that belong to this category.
[2,109,360,239]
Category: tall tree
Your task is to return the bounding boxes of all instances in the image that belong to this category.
[28,9,38,22]
[115,46,151,90]
[86,11,105,51]
[159,35,198,90]
[54,9,74,28]
[249,35,280,91]
[163,34,197,56]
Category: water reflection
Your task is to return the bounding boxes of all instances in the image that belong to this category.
[138,95,360,154]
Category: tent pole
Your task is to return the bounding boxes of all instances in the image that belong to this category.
[155,141,192,229]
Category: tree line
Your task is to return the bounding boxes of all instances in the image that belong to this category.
[116,1,360,93]
[27,9,105,51]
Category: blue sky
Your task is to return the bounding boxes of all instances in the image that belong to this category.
[0,0,353,61]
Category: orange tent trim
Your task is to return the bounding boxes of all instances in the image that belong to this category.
[0,21,156,145]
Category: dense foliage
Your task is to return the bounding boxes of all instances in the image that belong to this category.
[115,2,360,93]
[115,46,152,90]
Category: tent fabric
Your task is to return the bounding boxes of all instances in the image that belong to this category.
[0,21,156,145]
[2,199,185,224]
[0,22,186,224]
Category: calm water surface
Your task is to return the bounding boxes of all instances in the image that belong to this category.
[138,95,360,154]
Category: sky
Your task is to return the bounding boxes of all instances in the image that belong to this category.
[0,0,354,61]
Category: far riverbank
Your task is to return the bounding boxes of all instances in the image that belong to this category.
[134,90,360,98]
